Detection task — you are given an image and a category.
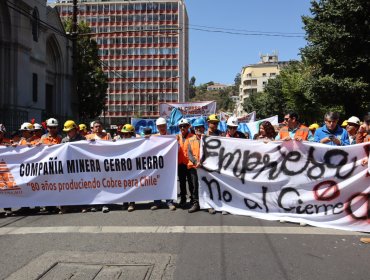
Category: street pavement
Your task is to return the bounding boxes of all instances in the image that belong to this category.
[0,202,369,280]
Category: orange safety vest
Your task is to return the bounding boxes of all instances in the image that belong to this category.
[18,137,33,146]
[279,125,309,140]
[85,133,111,141]
[177,132,194,165]
[185,135,201,169]
[40,134,62,145]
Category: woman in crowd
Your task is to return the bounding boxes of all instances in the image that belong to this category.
[253,121,277,142]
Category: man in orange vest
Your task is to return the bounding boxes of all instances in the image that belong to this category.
[185,117,206,213]
[276,112,313,141]
[16,122,34,146]
[39,118,62,145]
[85,120,112,141]
[177,118,194,208]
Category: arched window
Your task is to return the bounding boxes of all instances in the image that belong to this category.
[32,8,39,42]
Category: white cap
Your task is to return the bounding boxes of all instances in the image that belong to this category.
[178,119,189,126]
[0,124,6,133]
[20,122,33,131]
[156,117,167,126]
[46,118,58,127]
[33,123,43,130]
[90,121,95,128]
[227,116,239,127]
[347,116,360,126]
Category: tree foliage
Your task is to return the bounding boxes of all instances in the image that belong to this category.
[301,0,370,116]
[64,20,108,121]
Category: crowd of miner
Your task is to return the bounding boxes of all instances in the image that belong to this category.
[0,111,370,217]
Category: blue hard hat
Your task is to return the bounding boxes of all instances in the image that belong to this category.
[192,118,206,127]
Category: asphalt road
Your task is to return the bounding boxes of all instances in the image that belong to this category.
[0,202,369,280]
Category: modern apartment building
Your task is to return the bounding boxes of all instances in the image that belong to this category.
[51,0,188,124]
[236,53,288,116]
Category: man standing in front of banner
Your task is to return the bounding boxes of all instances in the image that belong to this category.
[276,112,313,141]
[186,117,206,213]
[177,118,194,208]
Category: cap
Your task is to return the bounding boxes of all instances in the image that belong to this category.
[121,124,135,133]
[178,119,190,126]
[347,116,360,126]
[63,120,77,132]
[0,124,6,133]
[90,121,95,129]
[227,116,238,127]
[79,124,87,132]
[207,114,219,122]
[341,120,348,127]
[156,117,167,126]
[33,123,43,130]
[46,118,58,127]
[308,123,319,130]
[20,122,33,131]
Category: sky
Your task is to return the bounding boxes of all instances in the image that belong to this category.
[184,0,312,85]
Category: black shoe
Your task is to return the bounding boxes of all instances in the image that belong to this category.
[188,203,200,213]
[179,199,187,209]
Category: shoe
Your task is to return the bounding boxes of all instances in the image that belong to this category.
[102,206,109,213]
[208,208,216,214]
[188,203,200,213]
[222,211,229,215]
[150,205,159,210]
[58,209,65,215]
[81,209,87,213]
[168,204,176,211]
[90,207,97,212]
[122,203,128,210]
[279,219,286,223]
[300,222,307,226]
[4,209,13,216]
[179,199,187,209]
[128,203,135,212]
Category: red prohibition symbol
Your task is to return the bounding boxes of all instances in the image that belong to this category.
[313,180,340,201]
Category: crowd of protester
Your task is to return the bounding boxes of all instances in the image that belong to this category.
[0,110,369,218]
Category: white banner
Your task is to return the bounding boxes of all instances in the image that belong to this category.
[0,137,178,207]
[199,136,370,232]
[159,101,216,117]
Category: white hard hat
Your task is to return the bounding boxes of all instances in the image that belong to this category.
[156,117,167,126]
[347,116,361,126]
[227,116,239,127]
[20,122,33,131]
[178,119,189,126]
[33,123,43,130]
[46,118,58,127]
[90,121,95,128]
[0,124,6,133]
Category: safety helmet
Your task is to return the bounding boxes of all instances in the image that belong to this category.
[227,116,239,127]
[347,116,361,126]
[63,120,77,132]
[156,117,167,126]
[121,124,135,133]
[192,118,206,127]
[178,119,190,126]
[341,120,348,127]
[207,114,219,122]
[308,123,319,130]
[33,123,43,130]
[19,122,33,131]
[90,121,95,129]
[46,118,58,127]
[79,124,87,132]
[0,124,6,133]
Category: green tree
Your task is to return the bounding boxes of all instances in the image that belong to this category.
[301,0,370,117]
[189,76,196,99]
[65,20,108,121]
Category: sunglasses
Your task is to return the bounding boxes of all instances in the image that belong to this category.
[48,126,57,129]
[179,125,188,129]
[284,118,290,121]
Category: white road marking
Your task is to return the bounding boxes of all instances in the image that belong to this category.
[0,226,367,236]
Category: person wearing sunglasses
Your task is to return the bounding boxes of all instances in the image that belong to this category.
[39,118,62,145]
[225,117,246,139]
[176,118,194,209]
[276,112,313,142]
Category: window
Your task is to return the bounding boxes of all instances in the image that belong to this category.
[32,73,38,102]
[262,73,267,77]
[32,8,39,42]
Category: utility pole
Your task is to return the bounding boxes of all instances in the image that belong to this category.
[72,0,78,118]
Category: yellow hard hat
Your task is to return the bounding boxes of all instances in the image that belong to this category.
[121,124,134,133]
[341,120,348,127]
[309,123,319,130]
[207,114,219,122]
[63,120,77,132]
[79,124,87,132]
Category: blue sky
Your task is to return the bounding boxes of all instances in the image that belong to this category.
[185,0,312,85]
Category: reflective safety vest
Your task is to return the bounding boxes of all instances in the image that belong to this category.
[176,132,194,165]
[85,133,111,141]
[279,125,309,140]
[39,134,62,145]
[186,135,201,169]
